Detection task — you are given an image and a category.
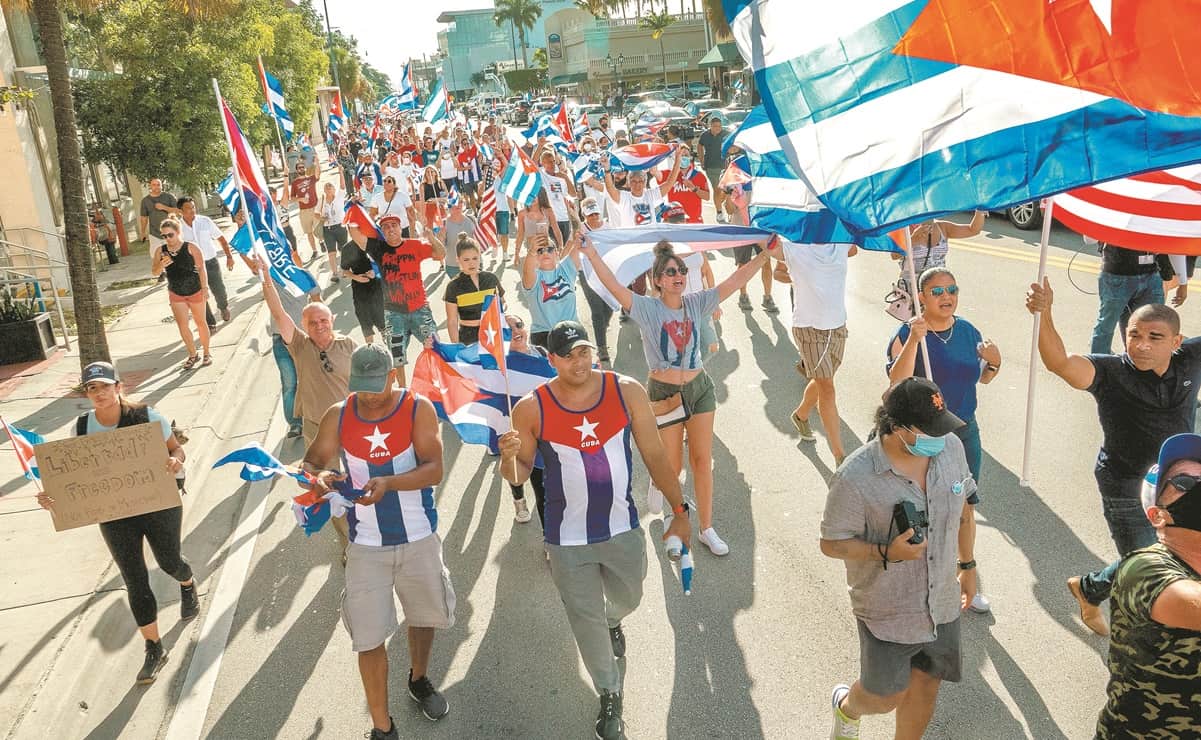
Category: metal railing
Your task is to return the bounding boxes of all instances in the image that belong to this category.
[0,238,72,350]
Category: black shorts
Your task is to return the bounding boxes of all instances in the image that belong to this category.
[857,618,961,696]
[351,281,387,337]
[459,180,478,195]
[734,244,763,265]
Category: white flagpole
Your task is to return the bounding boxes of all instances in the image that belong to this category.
[257,56,292,189]
[1020,200,1055,487]
[903,228,933,380]
[213,78,271,267]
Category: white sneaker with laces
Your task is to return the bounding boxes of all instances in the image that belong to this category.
[830,684,860,739]
[647,481,663,515]
[698,527,730,556]
[969,592,992,614]
[514,497,532,523]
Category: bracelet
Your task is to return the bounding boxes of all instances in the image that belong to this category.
[958,559,977,570]
[985,364,1000,372]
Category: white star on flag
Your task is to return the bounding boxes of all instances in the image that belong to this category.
[364,425,391,453]
[573,416,599,442]
[483,326,497,346]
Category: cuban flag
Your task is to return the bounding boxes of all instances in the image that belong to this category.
[521,113,557,142]
[422,79,449,124]
[497,145,543,207]
[631,118,669,143]
[568,151,603,183]
[217,174,241,216]
[397,63,418,110]
[609,142,676,172]
[1052,166,1201,255]
[411,341,556,453]
[728,0,1201,237]
[446,185,461,209]
[212,442,309,483]
[552,102,575,146]
[378,94,400,112]
[477,294,507,372]
[257,61,294,140]
[2,416,43,481]
[583,224,774,309]
[726,107,900,252]
[343,201,383,240]
[219,97,318,297]
[573,112,590,140]
[328,90,347,134]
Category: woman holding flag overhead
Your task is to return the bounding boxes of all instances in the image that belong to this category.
[579,235,782,556]
[519,192,577,348]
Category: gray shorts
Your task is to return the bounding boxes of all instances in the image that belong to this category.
[340,534,456,652]
[857,618,961,696]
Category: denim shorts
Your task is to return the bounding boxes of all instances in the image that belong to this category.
[385,305,436,365]
[496,211,511,236]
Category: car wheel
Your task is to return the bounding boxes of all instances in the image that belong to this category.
[1007,202,1042,230]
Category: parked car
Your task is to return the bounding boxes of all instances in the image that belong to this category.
[622,90,671,115]
[999,201,1045,230]
[506,100,531,126]
[625,100,673,130]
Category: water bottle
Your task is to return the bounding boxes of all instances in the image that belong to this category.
[680,545,694,595]
[665,534,683,562]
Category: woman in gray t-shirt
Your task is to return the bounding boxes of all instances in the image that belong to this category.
[580,237,779,557]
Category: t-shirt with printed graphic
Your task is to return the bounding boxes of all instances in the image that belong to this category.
[364,237,434,313]
[526,259,579,332]
[668,168,710,223]
[612,188,663,228]
[1096,543,1201,739]
[542,172,571,221]
[629,289,721,371]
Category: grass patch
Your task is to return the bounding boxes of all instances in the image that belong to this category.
[105,277,158,291]
[61,304,126,331]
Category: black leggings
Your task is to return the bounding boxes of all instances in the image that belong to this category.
[352,281,387,339]
[99,506,192,627]
[511,468,546,534]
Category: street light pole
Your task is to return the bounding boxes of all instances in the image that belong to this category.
[321,0,341,92]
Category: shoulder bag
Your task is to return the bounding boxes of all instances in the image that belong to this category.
[649,299,693,428]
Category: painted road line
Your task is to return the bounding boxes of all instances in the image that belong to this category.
[163,426,280,740]
[950,240,1101,274]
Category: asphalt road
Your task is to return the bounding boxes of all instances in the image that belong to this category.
[163,210,1196,740]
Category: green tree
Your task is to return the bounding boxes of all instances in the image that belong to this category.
[360,62,392,99]
[532,47,548,69]
[640,10,675,88]
[494,0,541,70]
[492,5,519,69]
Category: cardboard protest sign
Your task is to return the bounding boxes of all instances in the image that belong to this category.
[37,423,180,531]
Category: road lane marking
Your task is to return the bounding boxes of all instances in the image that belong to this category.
[950,240,1101,274]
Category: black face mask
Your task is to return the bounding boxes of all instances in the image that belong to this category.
[1164,475,1201,533]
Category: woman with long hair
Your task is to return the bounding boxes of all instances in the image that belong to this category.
[150,216,211,369]
[315,181,346,285]
[579,237,781,555]
[443,235,504,345]
[417,165,447,233]
[887,266,1000,613]
[519,194,576,348]
[36,362,198,685]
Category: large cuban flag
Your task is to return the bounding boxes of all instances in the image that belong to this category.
[727,0,1201,236]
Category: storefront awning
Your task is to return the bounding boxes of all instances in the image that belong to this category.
[550,72,588,86]
[698,43,741,70]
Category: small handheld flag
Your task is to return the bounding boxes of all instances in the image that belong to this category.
[478,294,507,373]
[1,416,44,483]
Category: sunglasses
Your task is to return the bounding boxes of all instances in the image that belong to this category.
[1166,474,1201,496]
[318,350,333,373]
[384,178,396,184]
[509,319,525,329]
[536,246,557,255]
[161,231,177,238]
[928,285,959,296]
[661,266,689,277]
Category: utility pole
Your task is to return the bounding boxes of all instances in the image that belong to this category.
[321,0,341,93]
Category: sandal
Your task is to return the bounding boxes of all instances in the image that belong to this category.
[201,355,213,367]
[182,355,199,370]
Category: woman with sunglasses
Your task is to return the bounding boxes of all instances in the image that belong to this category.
[417,166,447,233]
[370,174,413,236]
[520,194,576,348]
[579,237,781,556]
[37,361,198,685]
[887,266,1001,614]
[513,189,564,270]
[151,216,211,370]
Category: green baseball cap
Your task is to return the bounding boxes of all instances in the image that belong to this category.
[348,344,393,393]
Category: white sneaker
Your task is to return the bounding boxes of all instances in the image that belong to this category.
[514,497,532,523]
[647,481,663,515]
[830,684,860,739]
[969,592,992,614]
[698,527,730,556]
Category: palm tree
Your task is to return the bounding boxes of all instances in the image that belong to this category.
[3,0,110,366]
[492,4,520,71]
[495,0,542,70]
[640,10,675,88]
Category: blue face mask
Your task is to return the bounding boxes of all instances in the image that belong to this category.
[902,431,946,457]
[680,156,692,168]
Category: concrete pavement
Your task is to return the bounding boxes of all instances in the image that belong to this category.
[1,206,1193,739]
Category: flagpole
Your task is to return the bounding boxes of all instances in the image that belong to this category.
[257,56,292,189]
[1020,200,1055,487]
[903,229,933,380]
[212,78,258,262]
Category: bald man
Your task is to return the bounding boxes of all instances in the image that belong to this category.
[259,255,357,555]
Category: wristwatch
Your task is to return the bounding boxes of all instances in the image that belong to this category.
[672,500,691,516]
[958,559,977,571]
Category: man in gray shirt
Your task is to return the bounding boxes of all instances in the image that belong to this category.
[820,377,978,740]
[139,177,178,274]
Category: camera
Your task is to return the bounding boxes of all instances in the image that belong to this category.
[892,501,929,545]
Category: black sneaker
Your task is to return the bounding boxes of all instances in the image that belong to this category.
[365,717,397,740]
[180,582,199,621]
[286,424,303,439]
[408,670,449,721]
[594,690,624,740]
[609,624,626,658]
[136,640,168,685]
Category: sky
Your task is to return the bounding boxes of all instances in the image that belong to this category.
[322,0,487,89]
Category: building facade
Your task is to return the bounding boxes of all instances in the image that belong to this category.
[545,9,710,99]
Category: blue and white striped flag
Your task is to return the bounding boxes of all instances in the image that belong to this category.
[422,79,449,124]
[497,146,542,207]
[259,66,294,140]
[397,63,417,110]
[217,174,241,216]
[725,107,899,252]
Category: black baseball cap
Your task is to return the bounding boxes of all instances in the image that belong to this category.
[547,321,596,357]
[81,361,119,385]
[883,377,964,437]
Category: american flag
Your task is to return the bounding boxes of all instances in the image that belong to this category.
[474,188,498,250]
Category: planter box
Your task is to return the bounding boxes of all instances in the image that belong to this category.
[0,313,56,364]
